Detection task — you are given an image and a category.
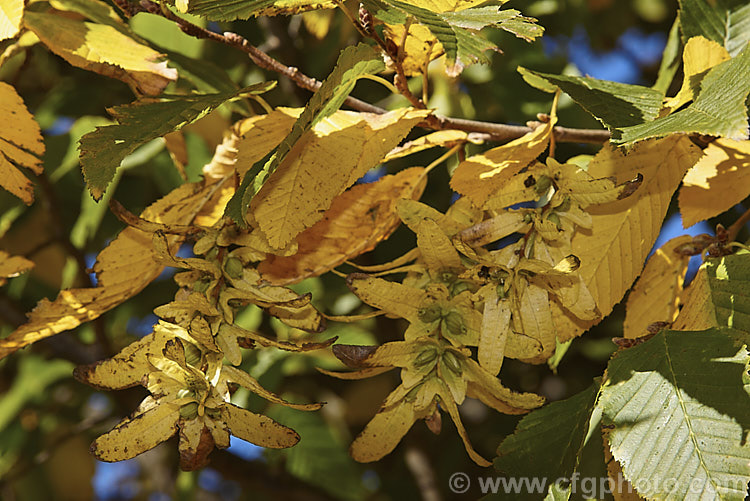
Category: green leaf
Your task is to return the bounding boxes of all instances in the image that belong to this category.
[616,43,750,144]
[601,328,750,501]
[184,0,335,21]
[492,383,601,500]
[79,82,275,199]
[679,0,750,56]
[680,253,750,333]
[267,406,367,501]
[224,43,385,226]
[543,483,571,501]
[364,1,542,71]
[521,69,664,129]
[653,17,683,94]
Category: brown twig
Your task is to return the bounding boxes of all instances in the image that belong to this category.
[148,2,611,144]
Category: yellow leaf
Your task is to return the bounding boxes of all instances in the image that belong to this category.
[678,138,750,227]
[517,281,556,357]
[221,365,323,411]
[0,250,34,286]
[349,390,419,463]
[571,136,701,319]
[0,82,44,205]
[74,321,193,390]
[399,0,494,10]
[436,384,491,467]
[251,108,430,249]
[258,168,427,284]
[623,235,691,339]
[24,11,177,95]
[384,130,476,162]
[91,401,180,461]
[220,403,299,448]
[671,266,716,331]
[463,356,545,413]
[457,211,529,248]
[177,418,215,471]
[663,36,730,114]
[0,0,23,41]
[0,181,226,360]
[346,274,426,322]
[416,217,463,273]
[384,23,444,76]
[451,117,556,206]
[478,287,511,376]
[301,8,335,40]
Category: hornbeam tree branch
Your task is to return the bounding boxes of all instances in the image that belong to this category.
[147,2,611,144]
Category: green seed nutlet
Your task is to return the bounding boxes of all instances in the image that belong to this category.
[223,257,244,278]
[442,311,466,337]
[183,341,202,367]
[442,351,463,376]
[193,278,210,293]
[535,175,553,195]
[179,402,199,420]
[418,303,443,323]
[547,212,562,230]
[413,348,438,368]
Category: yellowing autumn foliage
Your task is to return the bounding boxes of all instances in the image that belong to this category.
[2,0,750,497]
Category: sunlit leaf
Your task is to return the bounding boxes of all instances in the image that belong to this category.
[617,44,750,144]
[250,108,428,249]
[0,0,22,41]
[0,82,44,205]
[451,119,555,205]
[183,0,335,21]
[601,328,750,500]
[0,181,226,360]
[80,83,273,200]
[679,138,750,227]
[522,69,664,131]
[673,253,750,333]
[258,168,427,284]
[662,36,730,114]
[92,401,180,461]
[24,11,177,96]
[225,44,389,228]
[679,0,750,57]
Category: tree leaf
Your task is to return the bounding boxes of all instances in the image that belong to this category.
[678,138,750,227]
[673,253,750,333]
[522,69,663,129]
[662,36,730,114]
[570,136,702,320]
[224,43,388,227]
[182,0,335,21]
[220,403,300,448]
[365,0,541,73]
[623,236,691,339]
[0,82,44,205]
[0,250,34,286]
[653,18,682,94]
[601,328,750,500]
[679,0,750,57]
[451,119,556,205]
[258,168,427,284]
[0,181,227,360]
[492,382,600,500]
[616,44,750,144]
[250,108,429,250]
[79,83,273,200]
[91,402,180,462]
[23,11,177,96]
[0,0,23,41]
